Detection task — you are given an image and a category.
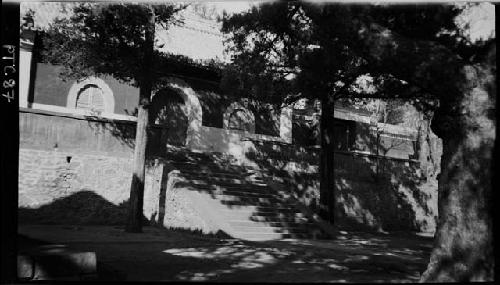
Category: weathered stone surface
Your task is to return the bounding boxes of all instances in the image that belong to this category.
[18,148,134,208]
[18,106,437,233]
[17,250,96,280]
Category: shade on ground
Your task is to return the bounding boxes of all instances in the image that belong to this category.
[18,225,433,282]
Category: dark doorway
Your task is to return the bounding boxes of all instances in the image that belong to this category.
[150,88,188,149]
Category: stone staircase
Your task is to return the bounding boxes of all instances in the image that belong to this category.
[164,148,330,241]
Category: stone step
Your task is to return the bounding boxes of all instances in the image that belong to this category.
[228,219,314,228]
[247,215,310,223]
[221,184,271,191]
[219,200,299,208]
[182,174,266,184]
[180,171,253,180]
[171,162,247,172]
[230,231,313,241]
[166,150,221,157]
[218,205,301,215]
[229,224,310,234]
[17,246,97,281]
[212,208,299,220]
[187,183,271,193]
[216,195,281,204]
[165,149,327,241]
[216,190,278,199]
[188,177,267,186]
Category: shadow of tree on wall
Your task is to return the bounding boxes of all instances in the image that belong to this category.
[85,117,137,149]
[245,140,321,206]
[57,83,437,237]
[243,122,437,233]
[333,124,437,233]
[18,190,147,226]
[149,145,326,238]
[83,114,180,157]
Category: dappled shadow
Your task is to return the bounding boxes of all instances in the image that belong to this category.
[50,75,437,238]
[85,116,137,149]
[242,115,438,234]
[17,224,434,282]
[147,110,437,238]
[154,146,328,239]
[333,119,438,232]
[245,140,320,200]
[158,231,432,282]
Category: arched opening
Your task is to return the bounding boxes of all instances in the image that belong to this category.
[67,77,115,114]
[150,88,189,148]
[228,109,254,132]
[223,101,255,133]
[75,84,105,112]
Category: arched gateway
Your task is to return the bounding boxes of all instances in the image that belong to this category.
[150,78,203,148]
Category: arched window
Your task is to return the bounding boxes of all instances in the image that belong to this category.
[67,77,114,114]
[223,100,255,133]
[228,109,253,132]
[75,84,105,112]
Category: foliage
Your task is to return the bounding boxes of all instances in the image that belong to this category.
[37,3,186,87]
[221,2,489,111]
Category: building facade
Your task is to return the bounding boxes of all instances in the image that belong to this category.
[18,3,439,236]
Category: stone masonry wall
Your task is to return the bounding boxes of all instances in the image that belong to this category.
[245,130,438,233]
[18,109,167,213]
[18,108,438,232]
[18,148,133,208]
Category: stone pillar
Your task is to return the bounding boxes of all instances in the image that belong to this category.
[19,29,35,108]
[279,106,292,143]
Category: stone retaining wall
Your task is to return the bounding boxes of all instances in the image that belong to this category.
[18,108,438,233]
[18,148,133,208]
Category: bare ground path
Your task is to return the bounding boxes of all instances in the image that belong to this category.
[18,225,433,282]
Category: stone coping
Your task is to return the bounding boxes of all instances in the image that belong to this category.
[20,107,164,130]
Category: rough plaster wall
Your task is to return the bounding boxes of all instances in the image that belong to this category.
[334,160,438,233]
[31,63,140,115]
[143,160,163,222]
[156,172,219,234]
[251,140,438,233]
[18,105,438,232]
[19,148,133,208]
[18,148,170,225]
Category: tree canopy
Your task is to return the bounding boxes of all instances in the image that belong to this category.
[35,3,226,91]
[222,2,496,282]
[221,2,492,111]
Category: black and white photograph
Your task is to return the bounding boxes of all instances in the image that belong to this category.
[1,0,496,282]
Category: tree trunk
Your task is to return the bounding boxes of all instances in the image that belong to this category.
[420,50,496,282]
[319,98,336,224]
[352,19,495,281]
[125,6,155,233]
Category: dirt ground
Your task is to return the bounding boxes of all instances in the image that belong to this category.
[18,225,434,282]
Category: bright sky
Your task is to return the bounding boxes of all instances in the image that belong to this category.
[210,1,256,15]
[455,2,495,43]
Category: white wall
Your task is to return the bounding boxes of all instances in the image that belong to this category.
[19,49,32,108]
[187,125,288,166]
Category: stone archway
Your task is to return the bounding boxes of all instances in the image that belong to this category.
[150,88,188,147]
[150,77,203,149]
